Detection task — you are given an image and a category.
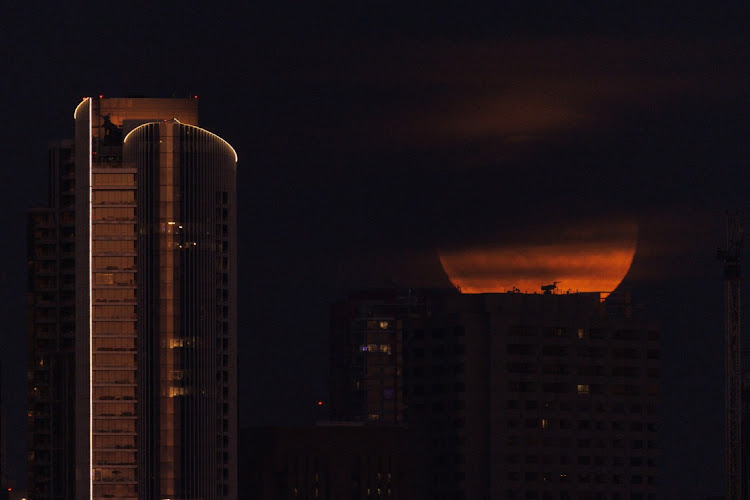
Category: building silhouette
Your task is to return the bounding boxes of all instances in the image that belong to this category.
[240,424,424,499]
[330,289,414,424]
[332,289,659,499]
[28,97,238,499]
[27,139,76,499]
[742,348,750,500]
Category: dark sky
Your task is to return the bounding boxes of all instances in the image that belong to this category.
[2,3,750,497]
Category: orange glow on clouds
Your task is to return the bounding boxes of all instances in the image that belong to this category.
[439,223,638,296]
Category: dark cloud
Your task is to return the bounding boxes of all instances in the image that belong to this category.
[247,38,749,257]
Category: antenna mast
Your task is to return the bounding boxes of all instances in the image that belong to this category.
[720,211,743,500]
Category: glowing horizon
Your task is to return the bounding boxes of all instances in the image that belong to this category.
[438,223,638,297]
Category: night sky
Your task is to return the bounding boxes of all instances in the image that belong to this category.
[2,3,750,497]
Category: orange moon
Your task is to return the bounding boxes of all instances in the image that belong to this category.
[438,221,638,297]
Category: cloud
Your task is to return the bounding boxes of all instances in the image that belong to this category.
[268,38,745,153]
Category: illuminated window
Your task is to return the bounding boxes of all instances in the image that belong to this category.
[577,384,590,395]
[541,418,549,429]
[361,344,391,354]
[379,321,390,329]
[577,328,585,339]
[169,387,191,397]
[168,338,194,349]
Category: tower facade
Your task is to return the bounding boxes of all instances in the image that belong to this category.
[330,289,413,424]
[27,140,76,499]
[28,97,237,499]
[331,289,660,499]
[402,291,659,499]
[125,119,237,498]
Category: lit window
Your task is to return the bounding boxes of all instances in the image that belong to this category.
[379,321,390,329]
[168,337,195,348]
[577,384,590,395]
[577,328,585,339]
[169,387,192,397]
[361,344,389,353]
[541,418,548,429]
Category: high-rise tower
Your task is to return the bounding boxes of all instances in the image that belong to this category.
[27,139,76,499]
[331,289,660,499]
[29,97,237,499]
[330,289,412,424]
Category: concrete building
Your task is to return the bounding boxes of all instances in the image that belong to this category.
[28,97,238,499]
[330,289,421,424]
[27,140,76,499]
[332,289,659,499]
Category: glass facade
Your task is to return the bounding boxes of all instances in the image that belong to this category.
[70,97,236,500]
[78,97,142,500]
[126,120,236,499]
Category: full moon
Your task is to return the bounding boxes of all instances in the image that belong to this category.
[438,220,638,297]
